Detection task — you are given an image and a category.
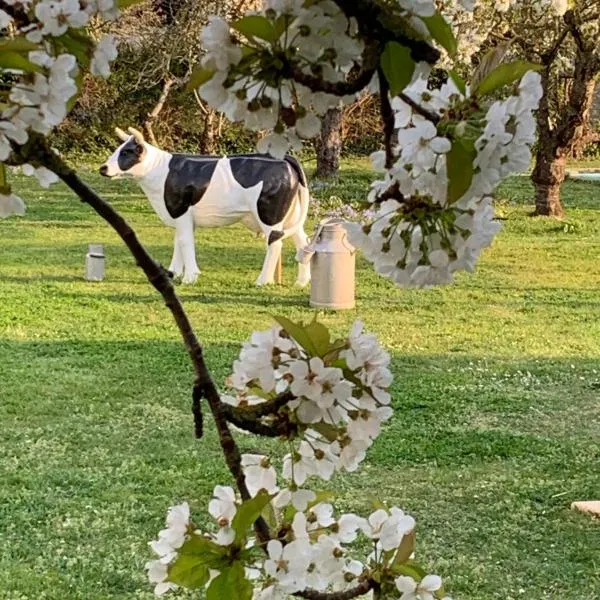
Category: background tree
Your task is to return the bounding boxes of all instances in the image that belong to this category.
[447,0,600,217]
[315,104,343,178]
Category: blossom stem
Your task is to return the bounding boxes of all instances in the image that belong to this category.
[398,92,441,125]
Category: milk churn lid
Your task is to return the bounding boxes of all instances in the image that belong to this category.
[88,243,105,258]
[316,217,355,252]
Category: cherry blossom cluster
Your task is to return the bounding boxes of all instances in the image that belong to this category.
[226,320,393,488]
[147,487,451,600]
[0,0,119,216]
[344,69,542,288]
[196,0,363,158]
[143,316,457,598]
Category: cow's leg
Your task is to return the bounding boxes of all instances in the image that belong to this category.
[167,229,184,279]
[291,229,311,287]
[256,230,283,287]
[175,212,201,284]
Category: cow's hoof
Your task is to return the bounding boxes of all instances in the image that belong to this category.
[168,268,184,281]
[255,277,275,287]
[182,271,200,284]
[295,277,311,288]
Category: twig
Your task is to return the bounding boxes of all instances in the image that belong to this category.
[294,579,375,600]
[377,67,395,169]
[398,92,440,125]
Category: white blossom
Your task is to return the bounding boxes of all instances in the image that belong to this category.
[242,454,279,497]
[0,192,26,218]
[22,164,59,188]
[208,485,237,526]
[395,574,443,600]
[91,34,118,79]
[264,539,313,593]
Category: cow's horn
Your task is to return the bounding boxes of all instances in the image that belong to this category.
[115,127,129,141]
[127,127,145,144]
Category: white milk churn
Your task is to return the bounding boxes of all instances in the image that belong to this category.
[300,218,356,310]
[85,243,105,281]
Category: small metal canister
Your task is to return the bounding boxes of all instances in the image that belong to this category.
[85,243,105,281]
[302,218,356,310]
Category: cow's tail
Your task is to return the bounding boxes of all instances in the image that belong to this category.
[284,156,310,236]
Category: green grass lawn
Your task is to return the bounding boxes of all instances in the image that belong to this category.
[1,161,599,599]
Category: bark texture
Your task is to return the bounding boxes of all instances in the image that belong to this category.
[144,78,175,147]
[316,107,343,178]
[532,14,600,217]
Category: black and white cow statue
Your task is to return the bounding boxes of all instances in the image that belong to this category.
[100,127,311,287]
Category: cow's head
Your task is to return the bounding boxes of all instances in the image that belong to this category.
[100,127,151,178]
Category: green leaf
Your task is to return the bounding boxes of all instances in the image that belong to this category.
[66,70,83,113]
[306,490,335,510]
[55,30,93,68]
[118,0,145,7]
[273,315,318,356]
[232,15,278,44]
[391,531,415,567]
[186,66,216,92]
[446,138,476,204]
[367,494,387,511]
[380,42,415,97]
[0,52,43,73]
[231,490,273,544]
[474,61,542,97]
[304,318,330,357]
[422,12,457,57]
[177,535,229,567]
[471,41,511,92]
[311,422,340,443]
[393,560,427,581]
[168,556,210,589]
[273,14,289,40]
[0,38,40,53]
[260,499,278,531]
[168,535,228,588]
[448,69,466,96]
[206,562,252,600]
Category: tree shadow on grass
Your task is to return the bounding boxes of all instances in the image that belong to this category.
[2,339,598,469]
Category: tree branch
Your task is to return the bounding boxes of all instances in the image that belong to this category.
[378,67,395,170]
[294,579,375,600]
[10,135,272,545]
[330,0,440,65]
[229,391,295,418]
[290,44,380,97]
[398,92,440,124]
[0,0,31,28]
[144,77,176,146]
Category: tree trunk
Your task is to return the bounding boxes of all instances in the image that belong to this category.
[315,106,343,179]
[532,147,566,217]
[531,45,599,217]
[568,78,597,159]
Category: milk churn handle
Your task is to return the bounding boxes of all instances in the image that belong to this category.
[308,221,326,249]
[341,227,356,254]
[295,221,325,265]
